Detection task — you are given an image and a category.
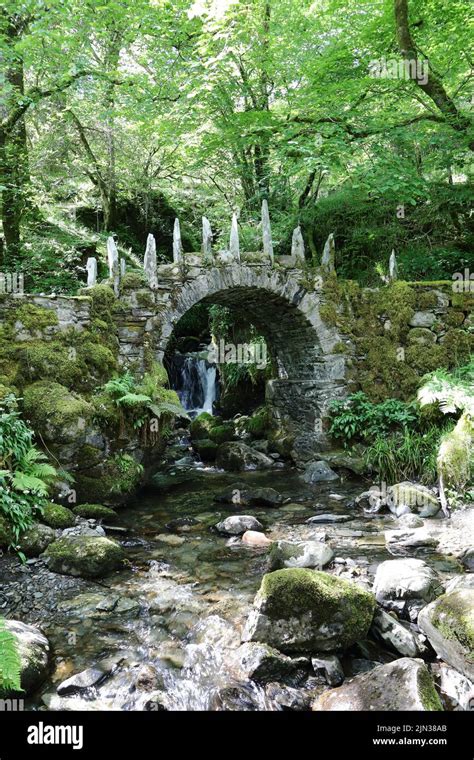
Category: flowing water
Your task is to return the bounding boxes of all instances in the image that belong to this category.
[167,352,218,416]
[15,444,467,712]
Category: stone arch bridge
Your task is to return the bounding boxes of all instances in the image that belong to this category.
[119,260,348,458]
[0,256,349,459]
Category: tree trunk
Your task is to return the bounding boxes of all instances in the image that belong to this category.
[1,16,30,264]
[394,0,472,149]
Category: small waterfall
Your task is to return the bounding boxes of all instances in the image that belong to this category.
[169,352,218,417]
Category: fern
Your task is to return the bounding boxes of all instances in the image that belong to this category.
[0,395,59,547]
[0,619,22,694]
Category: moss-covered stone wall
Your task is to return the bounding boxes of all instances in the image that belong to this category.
[320,277,473,403]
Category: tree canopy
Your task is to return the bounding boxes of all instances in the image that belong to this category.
[1,0,472,285]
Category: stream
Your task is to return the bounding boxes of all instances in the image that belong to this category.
[1,439,468,712]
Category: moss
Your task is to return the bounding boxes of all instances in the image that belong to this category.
[246,406,269,438]
[120,271,147,291]
[22,381,92,436]
[87,285,116,327]
[333,341,347,353]
[135,290,155,309]
[407,328,437,346]
[190,412,216,440]
[438,414,473,488]
[431,591,474,658]
[75,453,143,503]
[41,503,76,529]
[377,281,416,341]
[417,667,443,711]
[416,291,438,309]
[17,341,84,387]
[12,303,58,332]
[443,329,473,366]
[451,292,474,310]
[319,303,338,326]
[78,342,117,379]
[260,568,375,639]
[405,344,448,375]
[445,309,466,327]
[73,504,117,519]
[193,438,218,461]
[209,424,235,444]
[44,535,124,577]
[75,444,104,470]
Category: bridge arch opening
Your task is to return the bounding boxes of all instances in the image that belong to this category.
[156,266,347,456]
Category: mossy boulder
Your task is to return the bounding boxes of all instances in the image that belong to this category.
[44,535,125,578]
[41,503,76,529]
[418,589,474,681]
[73,504,117,520]
[208,424,235,445]
[22,381,92,444]
[216,442,274,471]
[246,407,269,438]
[193,438,218,462]
[312,658,442,711]
[1,620,50,696]
[242,568,376,652]
[407,327,437,346]
[190,412,216,441]
[18,523,56,557]
[74,454,143,503]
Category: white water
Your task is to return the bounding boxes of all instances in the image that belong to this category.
[177,354,218,416]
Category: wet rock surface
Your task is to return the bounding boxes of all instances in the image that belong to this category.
[312,658,442,711]
[0,464,472,711]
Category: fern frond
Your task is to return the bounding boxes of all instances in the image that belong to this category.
[0,619,22,694]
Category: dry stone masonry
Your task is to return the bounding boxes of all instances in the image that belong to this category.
[0,210,472,462]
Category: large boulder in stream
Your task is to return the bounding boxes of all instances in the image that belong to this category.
[301,460,339,484]
[215,515,263,536]
[215,484,283,507]
[268,540,334,571]
[2,620,50,696]
[312,658,442,711]
[387,482,440,518]
[44,535,125,578]
[232,642,309,685]
[215,442,273,471]
[373,559,443,620]
[18,523,56,557]
[242,568,375,653]
[418,588,474,681]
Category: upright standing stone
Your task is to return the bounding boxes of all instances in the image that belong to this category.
[86,257,97,288]
[173,218,184,267]
[261,199,274,265]
[202,217,213,264]
[144,233,158,288]
[321,233,335,273]
[120,258,126,277]
[230,213,240,262]
[389,250,398,281]
[291,226,305,266]
[106,236,120,296]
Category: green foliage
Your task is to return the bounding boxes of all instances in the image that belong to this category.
[0,619,22,695]
[418,358,474,498]
[329,392,419,447]
[103,364,188,441]
[365,423,454,484]
[0,395,58,546]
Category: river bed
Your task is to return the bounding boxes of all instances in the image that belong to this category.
[0,456,471,711]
